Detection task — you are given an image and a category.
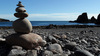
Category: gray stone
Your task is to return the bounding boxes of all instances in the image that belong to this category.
[64,42,77,51]
[74,49,94,56]
[48,43,63,54]
[53,53,68,56]
[26,50,37,56]
[13,18,32,33]
[6,33,46,49]
[42,50,53,56]
[8,49,26,56]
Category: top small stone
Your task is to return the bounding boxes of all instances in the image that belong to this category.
[17,1,24,7]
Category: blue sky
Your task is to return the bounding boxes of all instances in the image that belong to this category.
[0,0,100,21]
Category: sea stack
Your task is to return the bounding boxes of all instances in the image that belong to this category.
[6,1,46,49]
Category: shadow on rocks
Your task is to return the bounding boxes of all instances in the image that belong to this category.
[0,41,12,56]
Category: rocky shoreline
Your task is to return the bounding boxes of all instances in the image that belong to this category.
[0,26,100,56]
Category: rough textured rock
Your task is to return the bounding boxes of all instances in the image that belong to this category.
[6,33,46,49]
[13,18,32,33]
[48,43,63,54]
[76,12,89,23]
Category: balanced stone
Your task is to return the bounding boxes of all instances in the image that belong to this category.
[16,7,26,12]
[13,18,32,33]
[6,33,46,49]
[17,1,24,7]
[14,12,28,18]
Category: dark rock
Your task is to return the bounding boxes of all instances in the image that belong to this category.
[96,14,100,24]
[74,50,94,56]
[90,16,96,23]
[64,42,78,51]
[76,12,89,23]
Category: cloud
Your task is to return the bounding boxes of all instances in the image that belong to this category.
[0,13,99,21]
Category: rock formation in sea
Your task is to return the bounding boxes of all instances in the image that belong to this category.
[89,16,96,23]
[95,14,100,24]
[76,12,89,23]
[6,1,46,49]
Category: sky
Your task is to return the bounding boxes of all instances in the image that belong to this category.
[0,0,100,21]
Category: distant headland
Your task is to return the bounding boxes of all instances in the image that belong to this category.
[0,18,10,22]
[69,12,100,24]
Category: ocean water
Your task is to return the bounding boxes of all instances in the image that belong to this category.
[0,21,96,27]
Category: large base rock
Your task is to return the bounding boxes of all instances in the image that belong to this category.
[6,33,46,49]
[13,18,32,33]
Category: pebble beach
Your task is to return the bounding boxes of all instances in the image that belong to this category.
[0,26,100,56]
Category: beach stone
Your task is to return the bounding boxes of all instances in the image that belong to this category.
[13,18,32,33]
[8,49,26,56]
[16,7,26,12]
[14,12,28,18]
[64,42,77,51]
[53,34,61,38]
[53,53,68,56]
[46,35,58,43]
[61,34,67,38]
[12,46,22,50]
[48,43,63,54]
[25,50,37,56]
[74,50,94,56]
[6,33,46,49]
[42,50,53,56]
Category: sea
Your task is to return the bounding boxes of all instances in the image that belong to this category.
[0,21,96,27]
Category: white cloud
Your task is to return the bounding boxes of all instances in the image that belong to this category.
[0,13,99,21]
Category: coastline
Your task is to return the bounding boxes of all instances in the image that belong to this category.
[0,25,100,29]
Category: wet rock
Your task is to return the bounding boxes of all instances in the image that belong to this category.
[48,43,63,54]
[42,50,53,56]
[74,49,94,56]
[26,50,37,56]
[8,49,26,56]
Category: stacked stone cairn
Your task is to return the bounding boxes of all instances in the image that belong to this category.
[6,1,46,49]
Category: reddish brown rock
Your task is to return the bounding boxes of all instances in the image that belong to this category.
[6,33,46,49]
